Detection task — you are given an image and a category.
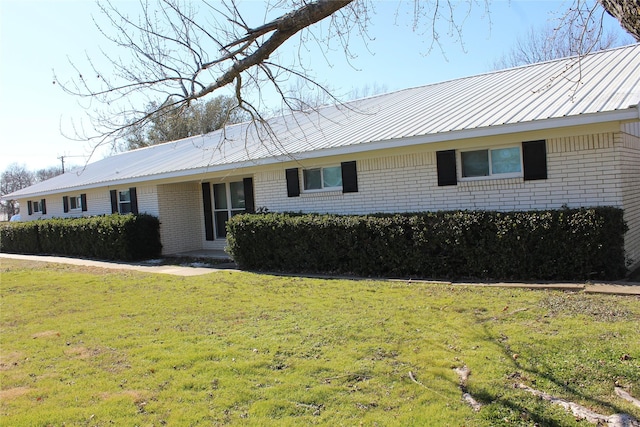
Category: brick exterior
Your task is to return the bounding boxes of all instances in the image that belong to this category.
[16,185,158,221]
[12,124,640,269]
[256,133,623,213]
[620,123,640,269]
[254,129,639,269]
[157,182,203,255]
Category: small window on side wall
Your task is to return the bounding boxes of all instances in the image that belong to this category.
[119,190,132,214]
[303,166,342,191]
[110,188,138,214]
[65,194,88,213]
[28,199,46,215]
[286,162,358,197]
[461,146,522,179]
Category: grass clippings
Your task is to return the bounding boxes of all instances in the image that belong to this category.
[1,258,639,426]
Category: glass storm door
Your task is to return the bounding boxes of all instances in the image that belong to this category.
[213,181,245,238]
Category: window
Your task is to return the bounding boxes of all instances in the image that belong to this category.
[63,194,87,213]
[202,179,254,241]
[303,166,342,191]
[436,142,546,186]
[213,181,246,238]
[119,190,132,214]
[110,188,138,215]
[461,146,522,179]
[287,162,358,197]
[69,196,82,210]
[27,199,46,215]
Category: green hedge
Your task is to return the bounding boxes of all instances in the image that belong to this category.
[226,208,628,280]
[0,214,162,261]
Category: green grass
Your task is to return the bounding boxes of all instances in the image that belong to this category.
[1,259,639,426]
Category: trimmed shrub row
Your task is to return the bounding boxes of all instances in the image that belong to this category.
[0,214,161,261]
[227,208,628,280]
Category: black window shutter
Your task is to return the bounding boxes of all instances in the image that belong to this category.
[63,196,69,213]
[285,168,300,197]
[201,183,214,241]
[523,140,547,180]
[28,201,33,215]
[243,177,255,213]
[41,199,47,215]
[129,187,138,214]
[110,190,118,214]
[436,150,457,186]
[341,161,358,193]
[81,194,88,212]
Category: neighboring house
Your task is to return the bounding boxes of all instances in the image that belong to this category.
[3,45,640,270]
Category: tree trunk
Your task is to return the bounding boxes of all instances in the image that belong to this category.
[599,0,640,41]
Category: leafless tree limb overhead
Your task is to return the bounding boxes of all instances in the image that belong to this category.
[54,0,637,153]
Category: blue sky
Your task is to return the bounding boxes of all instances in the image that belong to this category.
[0,0,632,172]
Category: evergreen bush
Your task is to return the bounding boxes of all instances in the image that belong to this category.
[226,208,627,280]
[0,214,161,261]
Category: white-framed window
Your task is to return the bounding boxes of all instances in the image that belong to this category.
[119,190,132,214]
[110,188,137,215]
[303,166,342,191]
[69,196,82,210]
[213,181,245,238]
[460,146,522,179]
[32,200,42,213]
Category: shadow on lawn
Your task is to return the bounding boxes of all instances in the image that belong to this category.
[466,303,637,425]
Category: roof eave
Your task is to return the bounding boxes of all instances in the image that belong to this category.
[4,107,637,200]
[268,106,640,162]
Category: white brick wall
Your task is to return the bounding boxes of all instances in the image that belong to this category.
[157,182,203,255]
[135,185,160,217]
[619,130,640,269]
[257,133,623,213]
[17,185,158,222]
[255,129,639,270]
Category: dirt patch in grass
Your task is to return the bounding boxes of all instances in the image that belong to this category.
[30,330,61,339]
[539,293,636,321]
[0,352,24,370]
[64,346,103,359]
[99,389,150,409]
[0,387,31,400]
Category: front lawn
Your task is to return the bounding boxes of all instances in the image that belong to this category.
[1,259,638,426]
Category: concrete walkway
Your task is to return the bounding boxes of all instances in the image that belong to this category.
[0,253,228,277]
[1,252,639,295]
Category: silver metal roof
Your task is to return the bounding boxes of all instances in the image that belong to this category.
[7,44,640,199]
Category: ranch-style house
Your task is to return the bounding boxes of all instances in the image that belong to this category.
[4,44,640,270]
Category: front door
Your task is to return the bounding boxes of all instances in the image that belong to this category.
[212,181,246,239]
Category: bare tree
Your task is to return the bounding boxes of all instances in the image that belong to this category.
[55,0,489,150]
[493,21,631,69]
[1,164,35,219]
[34,166,64,182]
[349,82,389,101]
[55,0,638,154]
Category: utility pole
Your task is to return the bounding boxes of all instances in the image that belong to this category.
[57,155,85,173]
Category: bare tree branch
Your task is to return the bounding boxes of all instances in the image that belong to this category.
[53,0,635,158]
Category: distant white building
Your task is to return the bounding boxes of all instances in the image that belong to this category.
[4,44,640,270]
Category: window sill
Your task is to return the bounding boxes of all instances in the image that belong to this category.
[459,176,524,189]
[300,189,344,199]
[460,173,522,182]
